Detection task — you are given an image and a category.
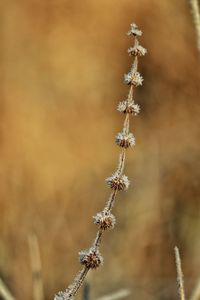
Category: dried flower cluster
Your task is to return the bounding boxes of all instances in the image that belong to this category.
[79,248,103,269]
[94,211,116,230]
[106,172,130,191]
[117,100,140,115]
[116,132,135,148]
[54,22,146,300]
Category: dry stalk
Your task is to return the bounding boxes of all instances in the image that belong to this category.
[28,233,44,300]
[54,23,147,300]
[0,278,15,300]
[190,279,200,300]
[175,246,186,300]
[189,0,200,51]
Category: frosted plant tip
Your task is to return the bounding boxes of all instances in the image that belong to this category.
[127,23,142,36]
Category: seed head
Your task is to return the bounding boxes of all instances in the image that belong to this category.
[79,248,103,269]
[116,132,135,148]
[124,71,143,86]
[117,100,140,115]
[127,23,142,36]
[128,44,147,57]
[94,211,116,230]
[106,173,130,191]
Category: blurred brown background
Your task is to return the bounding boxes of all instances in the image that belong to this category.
[1,0,200,299]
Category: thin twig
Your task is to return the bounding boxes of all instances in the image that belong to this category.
[0,278,15,300]
[28,233,44,300]
[175,246,186,300]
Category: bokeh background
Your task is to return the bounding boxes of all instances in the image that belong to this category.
[1,0,200,299]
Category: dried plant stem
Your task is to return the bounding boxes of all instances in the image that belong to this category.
[175,246,186,300]
[105,189,118,212]
[190,279,200,300]
[28,233,44,300]
[0,278,15,300]
[69,268,89,297]
[96,289,131,300]
[54,23,146,300]
[189,0,200,51]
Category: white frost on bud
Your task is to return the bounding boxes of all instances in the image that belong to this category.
[106,173,130,191]
[116,132,135,148]
[128,44,147,57]
[127,23,142,36]
[124,71,143,86]
[117,100,140,116]
[79,248,103,269]
[94,211,116,230]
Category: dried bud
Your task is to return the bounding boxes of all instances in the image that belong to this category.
[117,100,140,115]
[79,248,103,269]
[127,23,142,36]
[128,44,147,56]
[116,132,135,148]
[94,211,116,230]
[124,71,143,86]
[106,173,130,191]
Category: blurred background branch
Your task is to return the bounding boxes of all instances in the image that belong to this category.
[28,233,44,300]
[189,0,200,51]
[190,279,200,300]
[0,278,15,300]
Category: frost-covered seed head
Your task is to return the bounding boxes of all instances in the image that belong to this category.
[117,100,140,115]
[106,173,130,191]
[128,44,147,56]
[127,23,142,36]
[116,132,135,148]
[94,211,116,230]
[124,71,143,86]
[79,249,103,269]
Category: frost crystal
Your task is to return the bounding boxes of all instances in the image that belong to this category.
[127,23,142,36]
[124,71,143,86]
[128,44,147,57]
[116,132,135,148]
[94,211,116,230]
[79,248,103,269]
[106,173,130,191]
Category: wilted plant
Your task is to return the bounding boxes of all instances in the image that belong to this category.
[54,22,147,300]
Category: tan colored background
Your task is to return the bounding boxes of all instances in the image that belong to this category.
[1,0,200,299]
